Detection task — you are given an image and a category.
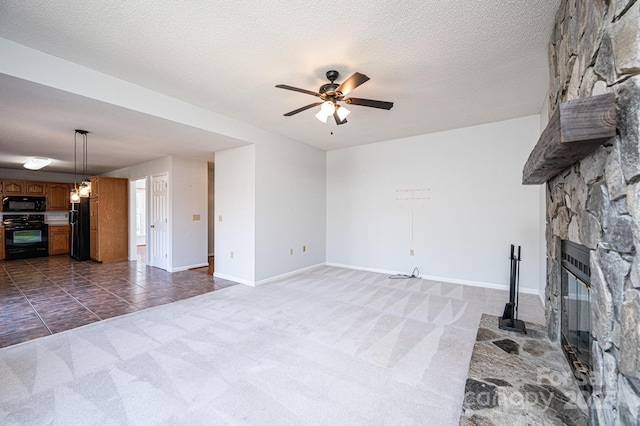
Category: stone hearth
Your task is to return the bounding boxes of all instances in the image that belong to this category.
[461,314,588,425]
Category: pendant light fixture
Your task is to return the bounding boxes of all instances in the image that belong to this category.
[70,129,90,203]
[78,130,91,198]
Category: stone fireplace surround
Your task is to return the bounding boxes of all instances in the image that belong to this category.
[545,0,640,424]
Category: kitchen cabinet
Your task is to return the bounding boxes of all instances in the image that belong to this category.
[89,176,128,262]
[46,183,71,211]
[49,225,70,255]
[1,180,27,195]
[0,227,4,260]
[1,180,46,196]
[25,181,46,195]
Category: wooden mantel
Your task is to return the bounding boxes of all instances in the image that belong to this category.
[522,93,616,185]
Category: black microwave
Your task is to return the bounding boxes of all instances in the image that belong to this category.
[2,196,47,212]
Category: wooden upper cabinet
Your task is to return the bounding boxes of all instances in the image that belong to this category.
[2,180,26,195]
[46,183,70,211]
[1,180,46,196]
[25,181,46,195]
[90,176,99,198]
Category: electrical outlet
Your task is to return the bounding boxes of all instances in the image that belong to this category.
[218,215,223,222]
[290,249,294,255]
[410,249,414,256]
[230,251,234,259]
[193,214,200,221]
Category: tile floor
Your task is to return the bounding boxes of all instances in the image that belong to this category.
[0,255,236,349]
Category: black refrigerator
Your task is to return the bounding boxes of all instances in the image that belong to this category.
[70,197,90,261]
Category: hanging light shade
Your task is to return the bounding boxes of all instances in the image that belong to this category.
[315,101,335,123]
[336,105,350,121]
[70,188,80,203]
[79,181,91,197]
[78,130,91,198]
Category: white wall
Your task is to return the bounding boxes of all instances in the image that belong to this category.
[170,157,209,270]
[327,115,542,292]
[254,138,326,282]
[214,145,256,284]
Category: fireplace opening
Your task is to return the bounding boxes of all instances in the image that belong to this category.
[560,240,592,395]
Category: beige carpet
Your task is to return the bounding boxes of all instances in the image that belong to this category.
[0,266,544,425]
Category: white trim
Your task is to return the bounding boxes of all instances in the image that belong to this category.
[213,272,253,286]
[253,263,326,286]
[214,263,325,287]
[325,262,541,296]
[169,263,208,272]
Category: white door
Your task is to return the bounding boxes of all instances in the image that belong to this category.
[150,174,168,270]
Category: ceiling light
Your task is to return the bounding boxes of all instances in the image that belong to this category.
[336,105,350,121]
[23,157,51,170]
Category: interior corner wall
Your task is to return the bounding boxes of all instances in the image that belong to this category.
[326,115,542,292]
[214,145,256,284]
[254,138,326,282]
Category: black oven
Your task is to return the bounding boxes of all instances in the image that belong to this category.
[2,196,47,212]
[3,214,49,260]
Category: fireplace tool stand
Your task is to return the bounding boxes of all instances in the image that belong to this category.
[499,244,527,334]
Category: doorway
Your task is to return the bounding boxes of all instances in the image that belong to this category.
[133,178,147,263]
[149,173,169,270]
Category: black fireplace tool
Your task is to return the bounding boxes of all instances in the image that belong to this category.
[499,244,527,334]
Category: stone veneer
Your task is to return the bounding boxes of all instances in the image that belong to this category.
[545,0,640,424]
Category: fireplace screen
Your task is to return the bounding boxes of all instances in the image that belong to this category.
[560,240,592,393]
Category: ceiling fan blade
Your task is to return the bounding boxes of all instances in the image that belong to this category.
[333,112,347,125]
[336,72,370,96]
[276,84,322,98]
[345,97,394,110]
[283,102,322,116]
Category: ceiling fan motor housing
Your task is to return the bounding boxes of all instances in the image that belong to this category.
[319,83,340,96]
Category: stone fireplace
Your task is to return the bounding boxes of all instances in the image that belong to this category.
[544,0,640,424]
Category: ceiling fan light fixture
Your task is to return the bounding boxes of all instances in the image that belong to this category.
[315,110,330,123]
[320,101,335,115]
[336,105,350,121]
[23,156,51,170]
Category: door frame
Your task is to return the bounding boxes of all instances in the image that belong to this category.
[149,173,170,271]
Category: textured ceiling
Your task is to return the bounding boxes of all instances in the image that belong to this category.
[0,0,559,174]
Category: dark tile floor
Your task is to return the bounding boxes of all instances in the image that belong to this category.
[0,255,236,349]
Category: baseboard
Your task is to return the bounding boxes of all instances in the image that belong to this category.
[213,263,325,287]
[325,262,541,296]
[213,272,252,286]
[253,263,326,286]
[170,262,208,273]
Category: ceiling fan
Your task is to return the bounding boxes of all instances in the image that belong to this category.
[276,70,394,125]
